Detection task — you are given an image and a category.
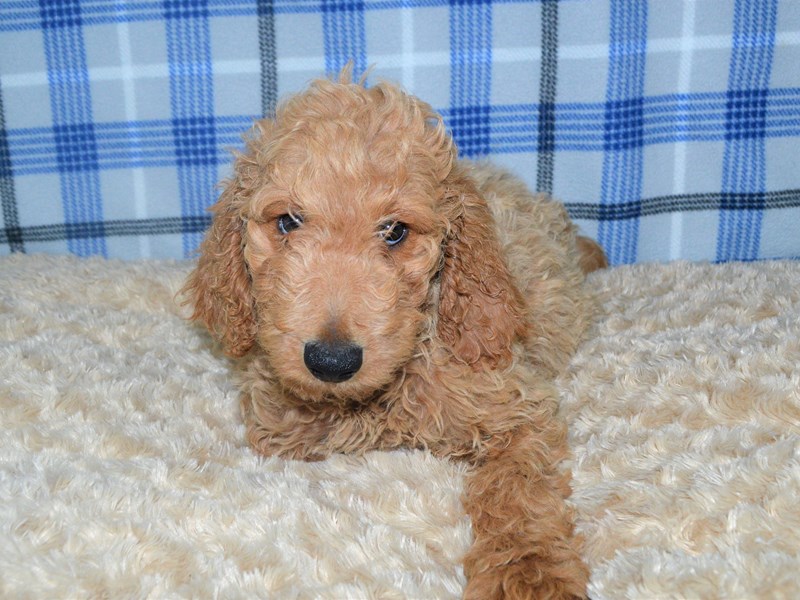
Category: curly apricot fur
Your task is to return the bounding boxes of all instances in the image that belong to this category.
[183,72,605,599]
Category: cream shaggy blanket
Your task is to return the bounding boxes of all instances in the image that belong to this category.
[1,254,798,599]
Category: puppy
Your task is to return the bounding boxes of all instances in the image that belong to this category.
[183,72,605,599]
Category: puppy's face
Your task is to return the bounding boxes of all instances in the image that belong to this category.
[241,82,454,402]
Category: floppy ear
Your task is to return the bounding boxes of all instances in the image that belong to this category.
[181,171,257,358]
[437,172,528,368]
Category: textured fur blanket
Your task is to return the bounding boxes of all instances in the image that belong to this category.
[1,254,798,599]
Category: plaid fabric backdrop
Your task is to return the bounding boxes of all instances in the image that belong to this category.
[1,0,798,264]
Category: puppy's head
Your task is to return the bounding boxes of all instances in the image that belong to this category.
[183,75,525,403]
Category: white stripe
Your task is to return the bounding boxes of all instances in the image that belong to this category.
[559,30,800,60]
[117,19,151,258]
[279,52,447,72]
[401,8,415,90]
[2,30,798,91]
[671,0,697,261]
[278,47,542,73]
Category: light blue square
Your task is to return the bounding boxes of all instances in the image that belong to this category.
[412,7,450,54]
[144,168,187,218]
[145,234,188,259]
[552,150,605,205]
[647,2,688,39]
[365,9,404,57]
[766,138,800,190]
[276,12,323,59]
[15,173,65,227]
[637,212,675,263]
[643,51,682,97]
[128,21,169,66]
[0,30,48,75]
[557,57,609,104]
[760,207,800,258]
[641,143,677,199]
[693,1,736,37]
[559,1,610,46]
[210,16,259,62]
[91,79,129,122]
[106,235,151,259]
[409,65,451,112]
[83,24,123,69]
[23,240,71,255]
[688,47,733,93]
[214,73,261,117]
[3,84,53,128]
[683,142,725,194]
[493,3,540,49]
[132,76,173,120]
[679,210,722,260]
[770,34,800,89]
[492,59,539,106]
[100,169,139,220]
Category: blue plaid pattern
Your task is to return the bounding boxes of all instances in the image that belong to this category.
[1,0,799,263]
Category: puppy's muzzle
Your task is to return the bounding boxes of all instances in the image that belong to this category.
[303,340,363,383]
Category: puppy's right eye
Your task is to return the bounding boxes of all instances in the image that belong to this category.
[277,213,303,235]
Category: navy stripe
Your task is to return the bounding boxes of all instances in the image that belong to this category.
[1,0,545,32]
[6,117,249,176]
[5,90,800,175]
[597,0,647,265]
[536,0,558,194]
[164,0,218,257]
[717,0,778,262]
[322,1,367,76]
[566,189,800,221]
[5,189,797,247]
[0,215,212,245]
[39,0,106,257]
[449,0,493,158]
[0,81,23,253]
[257,0,279,117]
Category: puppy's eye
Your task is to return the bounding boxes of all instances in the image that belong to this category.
[379,221,408,247]
[277,213,303,235]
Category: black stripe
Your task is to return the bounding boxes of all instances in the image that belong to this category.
[257,0,278,117]
[535,0,558,194]
[0,215,211,245]
[566,189,800,221]
[0,80,24,253]
[5,189,797,245]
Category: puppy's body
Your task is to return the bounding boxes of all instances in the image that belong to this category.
[185,74,604,599]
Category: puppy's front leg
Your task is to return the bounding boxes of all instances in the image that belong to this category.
[240,377,395,461]
[243,397,334,461]
[462,421,589,600]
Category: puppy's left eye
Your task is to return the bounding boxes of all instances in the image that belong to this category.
[277,213,303,235]
[379,221,408,247]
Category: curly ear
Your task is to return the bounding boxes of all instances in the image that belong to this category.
[437,172,528,368]
[181,176,256,358]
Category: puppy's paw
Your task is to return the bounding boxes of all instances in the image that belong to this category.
[464,554,588,600]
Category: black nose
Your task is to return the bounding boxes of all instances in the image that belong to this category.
[303,340,363,383]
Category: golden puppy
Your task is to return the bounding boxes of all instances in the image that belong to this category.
[184,72,605,599]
